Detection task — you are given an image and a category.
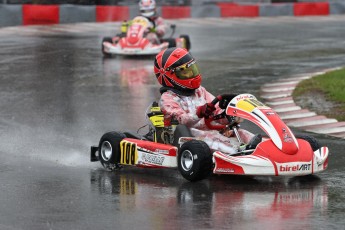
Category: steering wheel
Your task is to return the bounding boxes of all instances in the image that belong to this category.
[204,94,238,130]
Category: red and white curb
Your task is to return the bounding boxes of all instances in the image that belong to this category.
[260,68,345,139]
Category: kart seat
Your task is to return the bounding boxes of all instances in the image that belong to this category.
[173,124,193,148]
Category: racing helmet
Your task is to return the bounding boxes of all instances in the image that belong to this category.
[139,0,156,18]
[154,47,201,95]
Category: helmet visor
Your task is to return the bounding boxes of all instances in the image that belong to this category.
[174,61,200,80]
[140,9,155,17]
[140,9,154,13]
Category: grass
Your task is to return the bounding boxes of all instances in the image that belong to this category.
[292,67,345,121]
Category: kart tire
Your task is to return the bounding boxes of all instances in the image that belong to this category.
[173,124,193,148]
[178,140,213,182]
[295,134,320,151]
[98,131,126,171]
[162,38,176,48]
[102,37,113,58]
[180,35,191,51]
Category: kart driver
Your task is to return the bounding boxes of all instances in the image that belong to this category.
[139,0,166,44]
[154,47,262,155]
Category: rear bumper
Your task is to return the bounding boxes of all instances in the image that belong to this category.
[90,146,99,162]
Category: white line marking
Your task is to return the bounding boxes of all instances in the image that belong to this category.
[263,81,299,87]
[275,106,301,113]
[308,126,345,134]
[266,100,294,106]
[288,119,338,127]
[261,87,295,93]
[261,93,291,99]
[280,112,316,120]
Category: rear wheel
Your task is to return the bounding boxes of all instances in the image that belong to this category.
[173,124,193,148]
[178,140,213,182]
[161,38,176,48]
[295,134,320,151]
[102,37,113,58]
[99,132,126,170]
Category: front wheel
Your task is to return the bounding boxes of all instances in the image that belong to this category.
[161,38,176,48]
[98,132,126,170]
[102,37,113,58]
[295,134,320,151]
[179,35,191,51]
[178,140,213,182]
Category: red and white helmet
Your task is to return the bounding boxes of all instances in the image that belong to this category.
[139,0,156,18]
[154,48,201,95]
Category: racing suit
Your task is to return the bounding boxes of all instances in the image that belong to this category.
[159,86,255,155]
[145,16,166,44]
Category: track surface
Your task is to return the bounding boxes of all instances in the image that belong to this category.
[0,17,345,230]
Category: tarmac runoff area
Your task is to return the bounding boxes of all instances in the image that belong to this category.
[260,68,345,140]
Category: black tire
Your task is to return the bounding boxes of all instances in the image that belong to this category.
[161,38,176,48]
[295,134,320,151]
[178,140,213,182]
[173,124,193,148]
[102,37,113,58]
[98,132,126,170]
[180,35,191,51]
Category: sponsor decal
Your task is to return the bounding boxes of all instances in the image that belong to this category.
[215,168,235,173]
[283,134,293,143]
[282,128,293,143]
[155,149,169,155]
[279,164,311,172]
[142,153,165,166]
[178,137,197,144]
[244,98,265,107]
[235,94,254,102]
[266,112,275,115]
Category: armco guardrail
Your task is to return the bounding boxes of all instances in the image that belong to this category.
[1,2,345,27]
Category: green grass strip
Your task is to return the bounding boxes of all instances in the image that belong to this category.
[293,68,345,121]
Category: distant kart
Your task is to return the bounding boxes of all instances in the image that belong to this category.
[101,16,191,57]
[90,94,329,182]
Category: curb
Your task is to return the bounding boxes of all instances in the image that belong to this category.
[260,68,345,139]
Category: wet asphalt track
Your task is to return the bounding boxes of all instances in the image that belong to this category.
[0,17,345,230]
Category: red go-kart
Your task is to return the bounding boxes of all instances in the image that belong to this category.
[90,94,329,181]
[101,16,191,57]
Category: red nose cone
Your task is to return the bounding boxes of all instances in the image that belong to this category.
[128,36,139,44]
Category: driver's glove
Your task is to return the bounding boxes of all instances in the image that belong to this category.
[219,94,238,109]
[196,103,215,118]
[145,27,156,33]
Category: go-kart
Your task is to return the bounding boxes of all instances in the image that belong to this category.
[101,16,191,57]
[90,94,329,182]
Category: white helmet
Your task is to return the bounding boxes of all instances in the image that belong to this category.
[139,0,156,18]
